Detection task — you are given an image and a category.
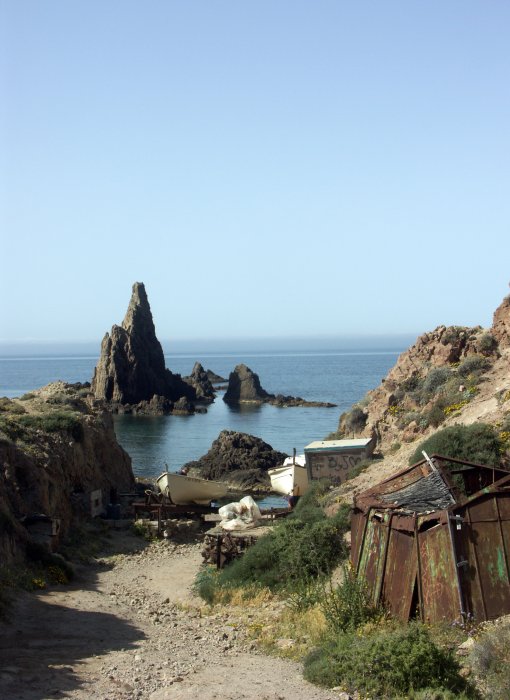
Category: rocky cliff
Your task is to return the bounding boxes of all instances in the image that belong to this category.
[492,294,510,348]
[0,383,135,565]
[91,282,195,411]
[183,430,288,491]
[327,289,510,506]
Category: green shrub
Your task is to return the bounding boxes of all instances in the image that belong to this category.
[197,489,351,600]
[0,415,25,441]
[321,566,382,633]
[441,327,467,346]
[0,398,26,414]
[457,356,491,378]
[303,623,472,696]
[402,374,423,393]
[219,516,347,592]
[285,576,325,612]
[398,410,421,429]
[193,567,220,605]
[409,423,502,467]
[405,689,475,700]
[422,368,452,397]
[18,411,84,441]
[426,403,447,428]
[478,332,498,355]
[470,619,510,700]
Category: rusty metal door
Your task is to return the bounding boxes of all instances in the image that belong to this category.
[381,526,418,620]
[464,495,510,619]
[357,510,389,605]
[418,520,460,623]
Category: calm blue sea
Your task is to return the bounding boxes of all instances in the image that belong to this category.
[0,351,399,482]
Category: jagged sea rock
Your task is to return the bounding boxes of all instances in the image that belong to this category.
[223,364,336,407]
[183,430,288,492]
[129,395,173,415]
[91,282,195,409]
[172,397,195,415]
[223,364,270,403]
[183,362,215,402]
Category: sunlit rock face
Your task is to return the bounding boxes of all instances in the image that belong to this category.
[492,294,510,349]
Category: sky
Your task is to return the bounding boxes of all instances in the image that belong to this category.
[1,1,510,350]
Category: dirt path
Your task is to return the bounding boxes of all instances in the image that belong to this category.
[0,531,340,700]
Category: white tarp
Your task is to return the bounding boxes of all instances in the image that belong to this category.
[218,495,262,530]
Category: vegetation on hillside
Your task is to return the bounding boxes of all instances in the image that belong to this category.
[409,423,506,467]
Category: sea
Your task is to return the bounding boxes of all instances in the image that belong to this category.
[0,349,402,500]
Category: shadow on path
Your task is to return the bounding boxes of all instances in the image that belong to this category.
[0,537,147,700]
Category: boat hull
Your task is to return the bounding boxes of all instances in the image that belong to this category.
[156,472,228,505]
[267,462,310,497]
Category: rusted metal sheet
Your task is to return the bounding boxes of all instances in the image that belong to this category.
[350,510,366,570]
[356,511,389,605]
[467,496,499,522]
[465,502,510,619]
[381,527,417,620]
[419,521,460,623]
[454,510,486,621]
[497,492,510,518]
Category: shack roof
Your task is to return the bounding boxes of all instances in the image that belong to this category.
[354,454,510,515]
[304,438,373,452]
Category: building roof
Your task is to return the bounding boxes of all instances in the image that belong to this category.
[305,438,373,452]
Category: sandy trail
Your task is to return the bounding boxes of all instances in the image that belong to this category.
[0,531,339,700]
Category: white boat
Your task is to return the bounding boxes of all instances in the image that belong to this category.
[267,454,310,497]
[156,471,228,506]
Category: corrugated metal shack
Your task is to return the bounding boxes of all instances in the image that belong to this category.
[305,438,375,484]
[351,453,510,624]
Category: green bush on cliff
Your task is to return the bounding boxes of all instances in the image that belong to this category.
[409,423,502,467]
[0,409,84,443]
[0,397,26,414]
[478,332,498,355]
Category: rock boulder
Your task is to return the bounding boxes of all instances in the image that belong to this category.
[183,430,288,491]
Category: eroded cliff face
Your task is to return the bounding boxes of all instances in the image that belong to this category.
[0,383,135,564]
[91,282,195,409]
[335,320,506,452]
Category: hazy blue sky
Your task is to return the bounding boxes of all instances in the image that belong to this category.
[1,1,509,348]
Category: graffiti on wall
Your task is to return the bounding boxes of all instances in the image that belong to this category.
[309,452,364,484]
